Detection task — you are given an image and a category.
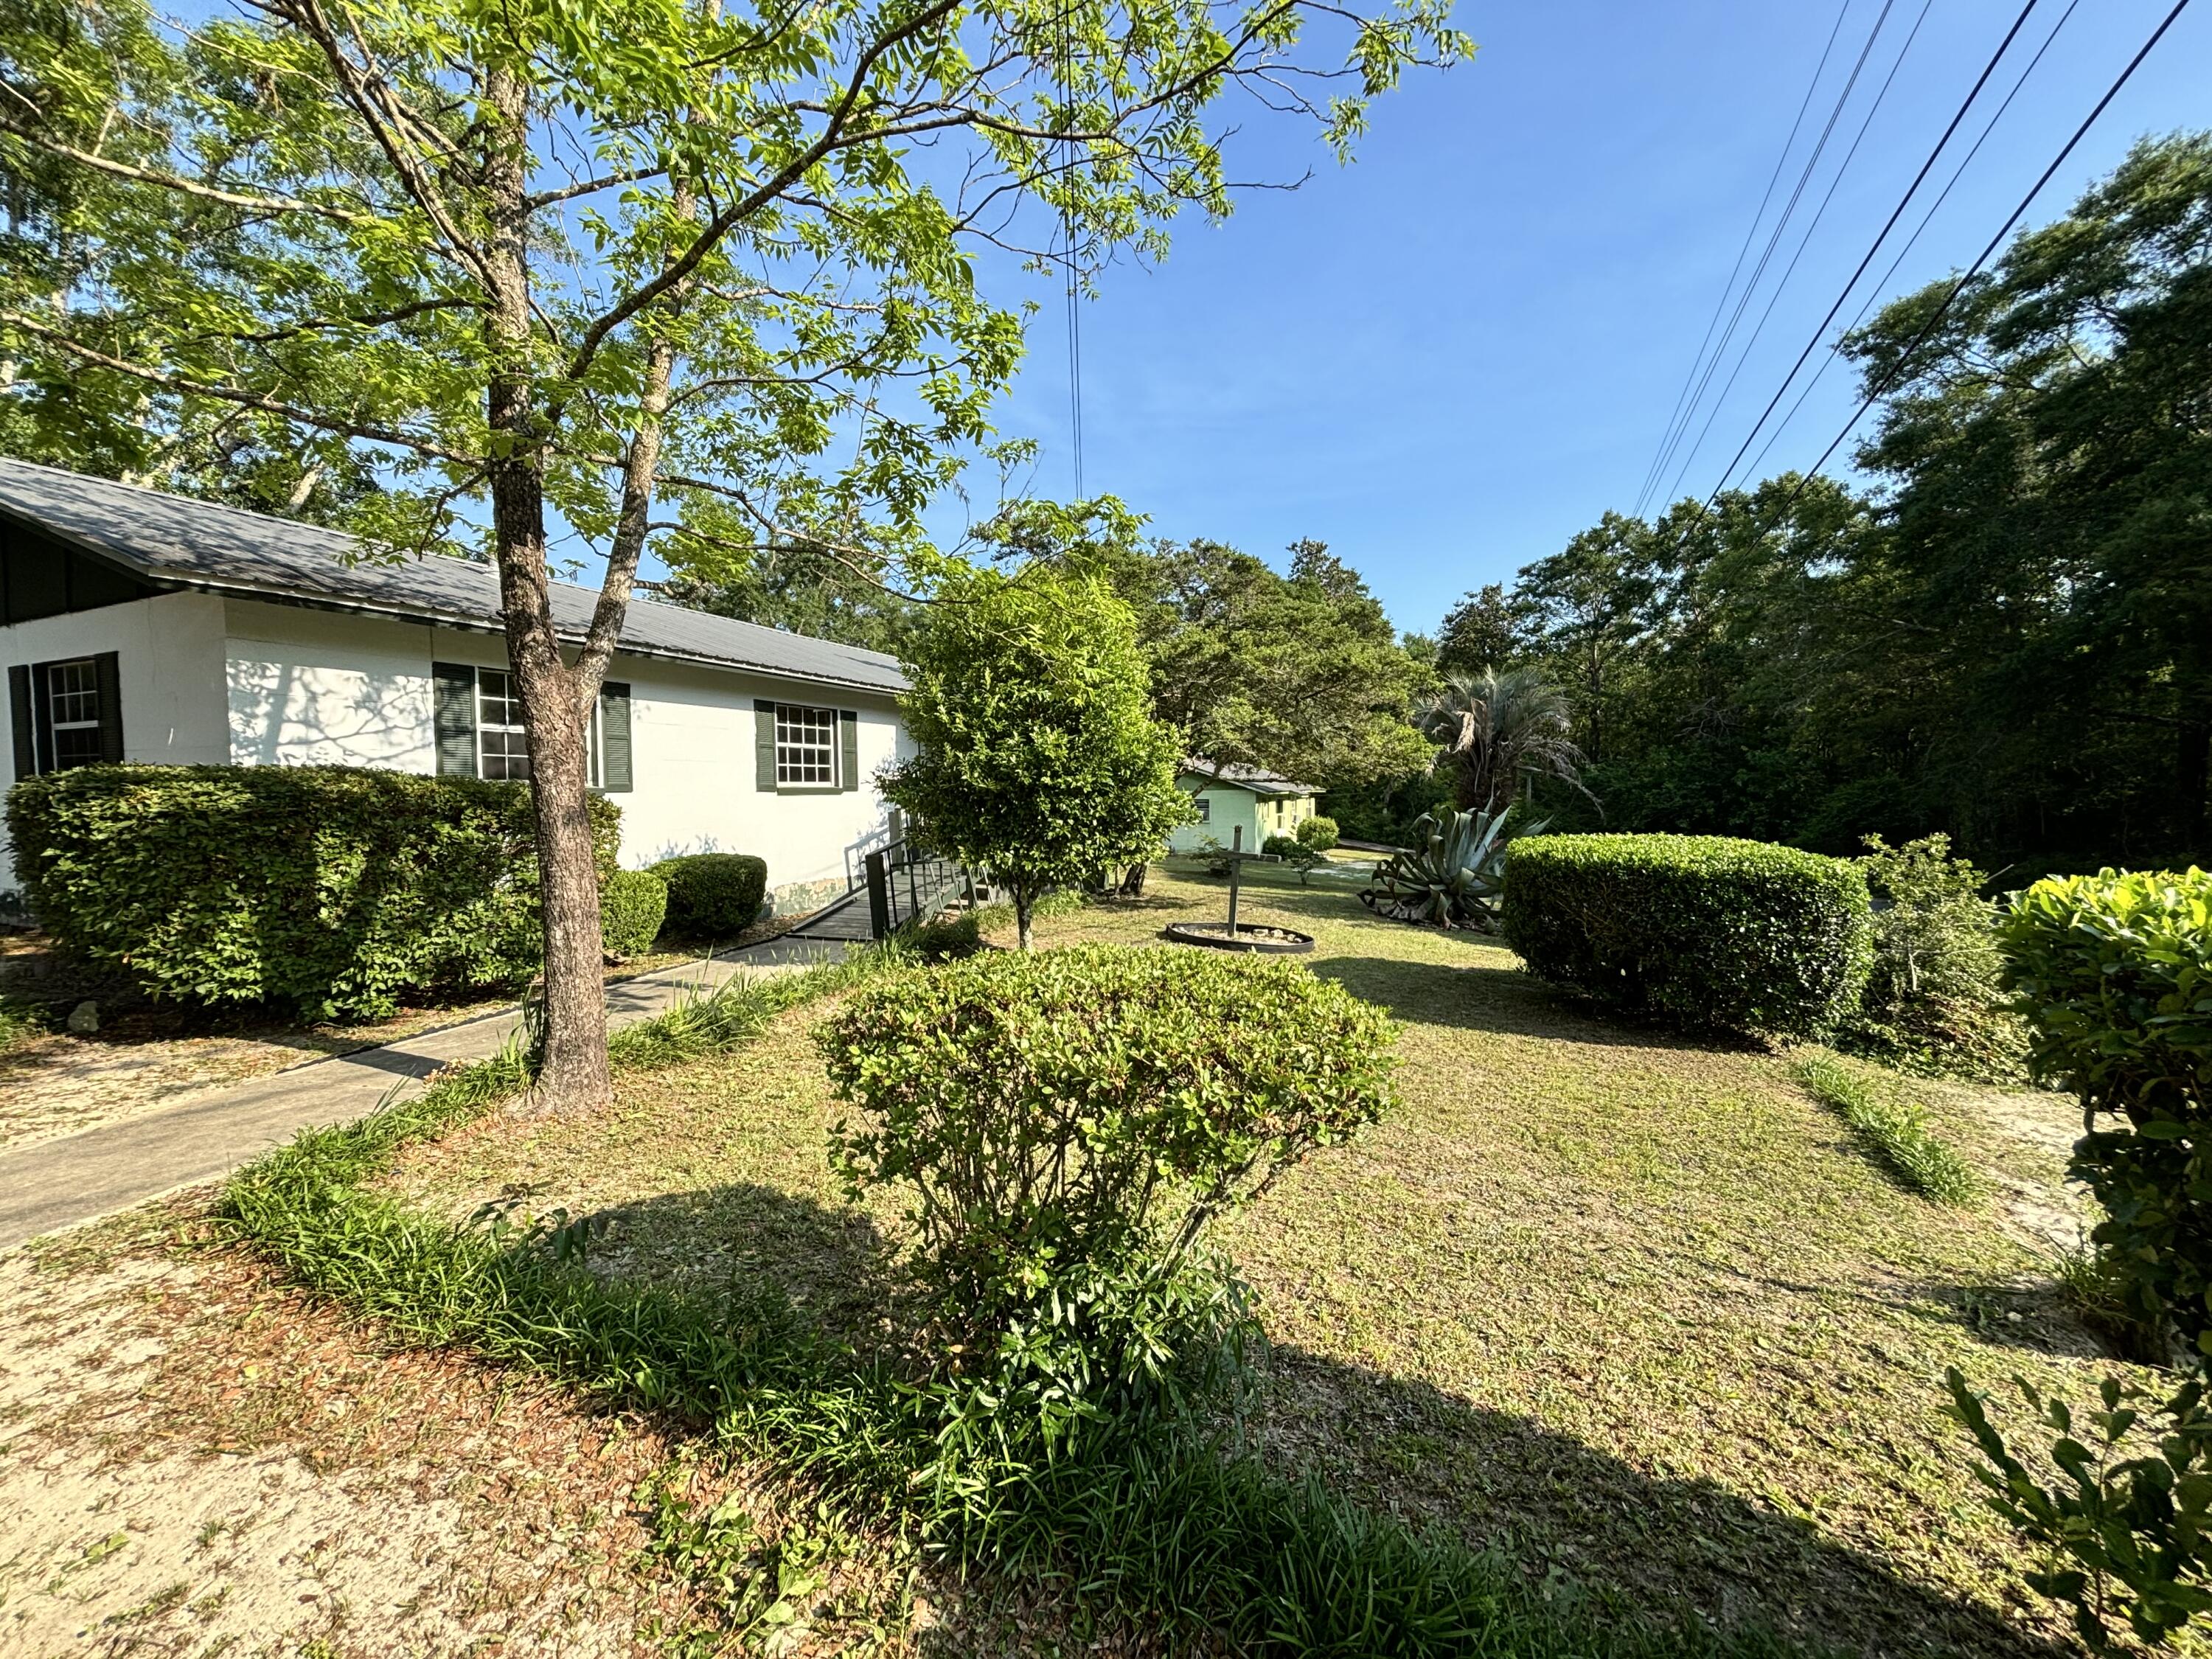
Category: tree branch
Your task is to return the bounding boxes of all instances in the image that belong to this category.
[0,308,477,462]
[0,116,376,225]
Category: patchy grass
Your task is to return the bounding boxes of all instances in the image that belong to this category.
[1794,1050,1983,1203]
[369,871,2168,1656]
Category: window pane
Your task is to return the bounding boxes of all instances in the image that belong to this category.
[48,658,100,729]
[52,726,104,768]
[774,704,838,785]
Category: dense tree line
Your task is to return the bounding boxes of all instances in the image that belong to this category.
[1427,133,2212,874]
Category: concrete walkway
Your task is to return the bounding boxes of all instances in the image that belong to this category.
[0,914,863,1253]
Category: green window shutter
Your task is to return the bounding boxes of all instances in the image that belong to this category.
[432,662,478,776]
[838,709,859,793]
[754,700,778,792]
[93,650,123,762]
[8,665,32,780]
[599,681,633,792]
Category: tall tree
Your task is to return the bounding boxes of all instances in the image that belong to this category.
[1,0,1462,1106]
[1434,580,1520,675]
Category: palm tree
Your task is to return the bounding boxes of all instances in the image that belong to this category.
[1416,666,1590,813]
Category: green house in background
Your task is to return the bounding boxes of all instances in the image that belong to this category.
[1168,761,1321,853]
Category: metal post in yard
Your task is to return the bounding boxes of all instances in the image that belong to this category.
[1228,824,1242,933]
[865,849,891,938]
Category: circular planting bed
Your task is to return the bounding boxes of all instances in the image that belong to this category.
[1161,921,1315,955]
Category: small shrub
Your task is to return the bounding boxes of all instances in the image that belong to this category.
[599,869,668,961]
[653,853,768,939]
[6,764,619,1020]
[1501,832,1874,1040]
[1998,866,2212,1352]
[819,946,1399,1443]
[1262,832,1322,872]
[1846,834,2027,1079]
[1947,1367,2212,1655]
[1794,1051,1980,1203]
[1295,815,1339,851]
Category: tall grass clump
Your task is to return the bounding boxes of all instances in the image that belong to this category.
[1795,1051,1980,1204]
[222,945,1814,1659]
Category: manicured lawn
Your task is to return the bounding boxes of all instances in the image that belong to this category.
[382,870,2145,1656]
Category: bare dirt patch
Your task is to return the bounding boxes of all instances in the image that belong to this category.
[0,1205,909,1658]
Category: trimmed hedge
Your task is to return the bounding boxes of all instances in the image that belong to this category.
[1999,866,2212,1350]
[651,852,767,938]
[1501,832,1874,1040]
[7,764,620,1020]
[599,868,668,961]
[1295,814,1340,851]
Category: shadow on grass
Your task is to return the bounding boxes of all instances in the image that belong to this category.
[562,1180,2065,1659]
[1312,950,1771,1060]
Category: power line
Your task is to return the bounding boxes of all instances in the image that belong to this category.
[1693,0,2040,508]
[1733,0,2081,490]
[1765,0,2192,522]
[1638,0,1900,517]
[1630,0,1853,517]
[1655,0,1933,514]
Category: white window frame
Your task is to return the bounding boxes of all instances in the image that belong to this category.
[775,703,840,789]
[474,667,530,782]
[44,657,104,771]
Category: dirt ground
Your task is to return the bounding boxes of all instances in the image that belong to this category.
[0,1204,914,1659]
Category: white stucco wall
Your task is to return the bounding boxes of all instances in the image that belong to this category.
[221,599,908,904]
[1,590,231,888]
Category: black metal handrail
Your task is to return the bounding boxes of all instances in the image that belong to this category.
[863,836,972,938]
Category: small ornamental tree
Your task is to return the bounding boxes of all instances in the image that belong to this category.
[882,566,1189,947]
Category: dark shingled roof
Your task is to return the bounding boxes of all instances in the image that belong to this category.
[0,457,907,696]
[1181,759,1320,798]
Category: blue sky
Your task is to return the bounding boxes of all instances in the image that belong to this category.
[961,0,2212,636]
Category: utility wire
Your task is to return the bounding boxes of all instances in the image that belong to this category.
[1631,0,1854,517]
[1733,0,2081,489]
[1638,0,1899,516]
[1054,0,1086,500]
[1693,0,2038,507]
[1655,0,1933,513]
[1764,0,2192,523]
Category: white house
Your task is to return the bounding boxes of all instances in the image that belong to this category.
[0,459,911,912]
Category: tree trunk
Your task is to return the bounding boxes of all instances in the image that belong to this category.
[1014,884,1035,950]
[484,65,611,1113]
[2180,707,2211,863]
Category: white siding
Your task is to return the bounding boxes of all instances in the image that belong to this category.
[1,591,231,888]
[220,599,906,904]
[226,602,438,771]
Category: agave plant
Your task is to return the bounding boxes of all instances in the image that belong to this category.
[1359,804,1543,930]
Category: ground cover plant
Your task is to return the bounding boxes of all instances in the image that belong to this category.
[1502,832,1873,1040]
[302,869,2169,1656]
[1794,1050,1980,1204]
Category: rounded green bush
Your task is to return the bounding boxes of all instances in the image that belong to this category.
[5,763,621,1020]
[2000,866,2212,1349]
[650,852,768,939]
[1500,832,1873,1040]
[1295,814,1340,851]
[599,868,668,961]
[819,945,1399,1410]
[1262,832,1304,859]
